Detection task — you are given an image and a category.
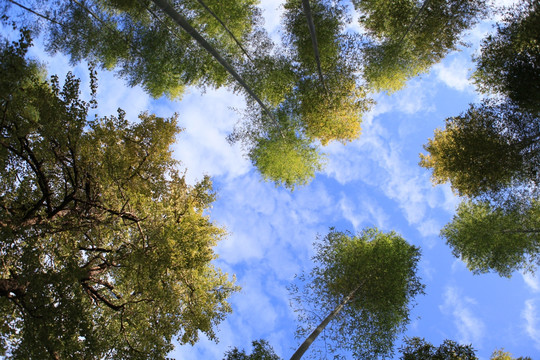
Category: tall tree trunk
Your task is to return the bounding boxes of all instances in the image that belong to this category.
[289,284,361,360]
[195,0,253,61]
[7,0,63,26]
[151,0,282,133]
[301,0,328,92]
[396,0,431,45]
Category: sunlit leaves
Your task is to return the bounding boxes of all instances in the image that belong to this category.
[420,101,539,197]
[442,199,540,277]
[356,0,487,92]
[297,75,371,145]
[27,0,261,98]
[249,128,325,190]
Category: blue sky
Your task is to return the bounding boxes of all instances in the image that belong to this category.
[4,0,539,358]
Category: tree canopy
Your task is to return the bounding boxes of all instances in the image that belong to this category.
[17,0,260,99]
[419,0,540,277]
[290,228,424,359]
[0,32,237,359]
[441,199,540,277]
[420,101,540,198]
[399,337,477,359]
[2,0,491,188]
[399,337,532,360]
[223,340,281,360]
[473,0,540,113]
[421,101,540,276]
[356,0,487,92]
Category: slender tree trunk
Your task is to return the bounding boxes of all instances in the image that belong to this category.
[301,0,328,92]
[151,0,282,133]
[7,0,63,26]
[195,0,253,61]
[289,284,361,360]
[396,0,431,45]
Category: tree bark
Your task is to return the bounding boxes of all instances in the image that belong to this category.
[301,0,328,92]
[195,0,253,61]
[289,283,361,360]
[396,0,431,45]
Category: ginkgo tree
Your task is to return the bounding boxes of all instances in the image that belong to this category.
[289,228,424,359]
[0,32,237,359]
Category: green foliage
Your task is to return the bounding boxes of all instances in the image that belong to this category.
[473,0,540,113]
[422,101,540,278]
[441,199,540,277]
[399,338,533,360]
[223,340,281,360]
[399,337,477,359]
[282,0,370,145]
[0,33,237,359]
[297,74,371,145]
[249,127,325,190]
[491,349,532,360]
[291,228,424,359]
[283,0,345,75]
[11,0,260,98]
[356,0,487,92]
[420,101,540,197]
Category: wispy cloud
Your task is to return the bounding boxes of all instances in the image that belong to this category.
[433,57,474,92]
[440,286,485,345]
[170,88,250,184]
[522,299,540,349]
[523,273,540,293]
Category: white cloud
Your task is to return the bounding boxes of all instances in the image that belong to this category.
[339,196,363,231]
[420,259,436,282]
[433,57,474,92]
[440,286,485,345]
[417,218,441,240]
[325,111,455,240]
[523,273,540,293]
[522,299,540,349]
[259,0,284,39]
[171,88,251,184]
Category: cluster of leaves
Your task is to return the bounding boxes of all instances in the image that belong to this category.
[357,0,487,92]
[420,101,539,198]
[222,340,281,360]
[0,32,237,358]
